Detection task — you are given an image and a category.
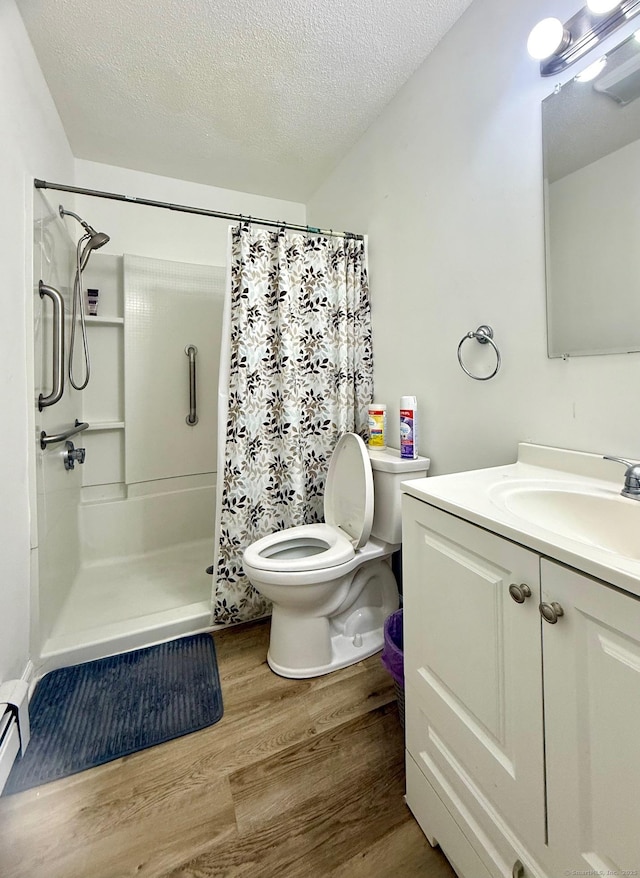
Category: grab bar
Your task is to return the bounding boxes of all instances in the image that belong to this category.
[185,344,198,425]
[38,280,65,411]
[40,419,89,450]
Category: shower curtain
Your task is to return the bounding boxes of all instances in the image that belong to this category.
[213,225,373,624]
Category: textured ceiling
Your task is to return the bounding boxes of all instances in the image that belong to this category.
[16,0,474,201]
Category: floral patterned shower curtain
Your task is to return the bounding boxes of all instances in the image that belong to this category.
[213,225,373,624]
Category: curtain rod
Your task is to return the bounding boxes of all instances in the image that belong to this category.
[33,179,363,241]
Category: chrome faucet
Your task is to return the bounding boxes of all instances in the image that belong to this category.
[603,456,640,500]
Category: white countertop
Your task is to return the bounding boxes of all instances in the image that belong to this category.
[401,442,640,599]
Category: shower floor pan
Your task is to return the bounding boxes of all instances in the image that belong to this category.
[39,538,214,670]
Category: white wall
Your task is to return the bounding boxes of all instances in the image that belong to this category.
[0,1,74,680]
[73,160,306,266]
[308,0,640,475]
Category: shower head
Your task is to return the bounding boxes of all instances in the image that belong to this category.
[59,205,110,270]
[79,230,110,271]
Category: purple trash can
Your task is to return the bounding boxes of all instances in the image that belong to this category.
[381,609,404,727]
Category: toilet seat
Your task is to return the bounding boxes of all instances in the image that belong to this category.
[243,433,374,575]
[243,523,355,573]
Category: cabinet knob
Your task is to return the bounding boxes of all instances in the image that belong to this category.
[512,860,525,878]
[509,583,532,604]
[539,601,564,624]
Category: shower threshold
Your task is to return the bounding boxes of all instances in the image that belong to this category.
[39,538,215,672]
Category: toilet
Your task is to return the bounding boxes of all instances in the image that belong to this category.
[242,432,429,678]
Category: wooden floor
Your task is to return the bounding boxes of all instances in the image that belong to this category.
[0,620,455,878]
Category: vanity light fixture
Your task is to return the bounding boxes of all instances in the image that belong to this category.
[528,0,640,76]
[527,18,570,60]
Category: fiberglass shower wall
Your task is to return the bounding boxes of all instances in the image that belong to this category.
[34,229,225,665]
[77,254,225,566]
[32,192,82,648]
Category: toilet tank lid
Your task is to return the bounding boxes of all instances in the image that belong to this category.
[325,433,374,550]
[368,447,431,474]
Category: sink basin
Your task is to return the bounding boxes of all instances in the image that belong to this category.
[489,482,640,561]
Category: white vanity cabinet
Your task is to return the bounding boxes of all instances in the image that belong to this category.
[541,558,640,876]
[402,494,640,878]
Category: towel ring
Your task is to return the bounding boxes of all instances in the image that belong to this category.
[457,325,501,381]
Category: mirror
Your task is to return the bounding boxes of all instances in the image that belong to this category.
[543,32,640,357]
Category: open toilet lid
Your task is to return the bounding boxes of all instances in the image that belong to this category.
[324,432,374,549]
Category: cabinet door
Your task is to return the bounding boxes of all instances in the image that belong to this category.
[403,497,546,857]
[542,559,640,874]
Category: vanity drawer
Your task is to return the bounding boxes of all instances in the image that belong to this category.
[406,684,549,878]
[406,751,492,878]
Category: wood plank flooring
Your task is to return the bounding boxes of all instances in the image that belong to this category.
[0,619,455,878]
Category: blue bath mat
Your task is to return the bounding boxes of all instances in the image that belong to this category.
[3,634,223,795]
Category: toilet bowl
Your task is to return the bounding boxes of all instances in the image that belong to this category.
[242,432,429,678]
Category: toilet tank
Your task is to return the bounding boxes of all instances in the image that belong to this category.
[368,447,430,545]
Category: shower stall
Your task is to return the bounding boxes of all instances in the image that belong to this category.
[33,190,225,669]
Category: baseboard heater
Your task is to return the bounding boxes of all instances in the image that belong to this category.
[0,680,30,793]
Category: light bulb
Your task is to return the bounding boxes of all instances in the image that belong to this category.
[527,18,568,61]
[587,0,620,13]
[575,56,607,81]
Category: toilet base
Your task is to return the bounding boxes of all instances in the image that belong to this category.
[266,626,385,679]
[265,558,399,678]
[253,555,399,679]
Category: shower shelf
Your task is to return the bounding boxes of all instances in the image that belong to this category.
[85,421,125,432]
[85,316,124,325]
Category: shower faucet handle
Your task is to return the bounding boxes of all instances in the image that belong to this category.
[63,440,86,471]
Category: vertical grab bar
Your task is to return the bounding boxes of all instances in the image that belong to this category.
[185,344,198,425]
[38,280,65,411]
